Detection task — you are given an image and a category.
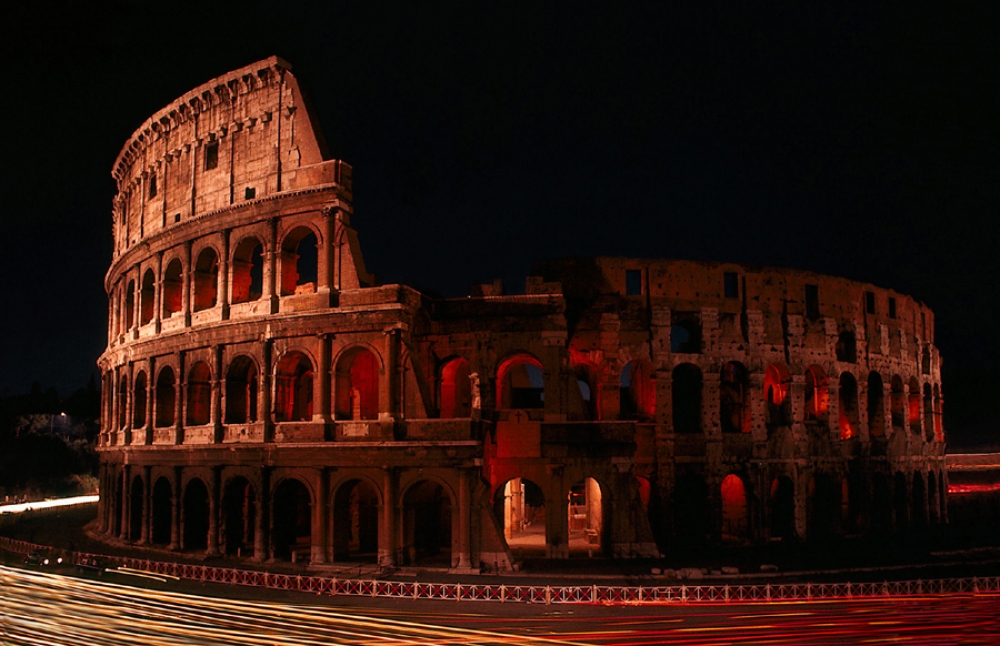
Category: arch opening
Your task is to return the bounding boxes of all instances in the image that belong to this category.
[231,237,264,304]
[151,477,172,545]
[497,354,544,410]
[838,372,859,440]
[620,360,654,420]
[439,357,472,418]
[333,479,379,562]
[721,474,749,542]
[280,227,318,295]
[403,480,452,566]
[275,352,313,422]
[140,269,155,325]
[335,348,379,420]
[182,478,209,551]
[495,478,546,558]
[186,362,212,426]
[671,364,702,434]
[221,477,256,557]
[162,259,183,319]
[225,356,258,424]
[720,362,750,434]
[272,478,312,562]
[155,367,176,428]
[132,371,148,429]
[192,248,219,312]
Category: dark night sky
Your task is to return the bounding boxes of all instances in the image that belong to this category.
[2,3,999,444]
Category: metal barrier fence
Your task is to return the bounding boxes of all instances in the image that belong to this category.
[2,535,999,605]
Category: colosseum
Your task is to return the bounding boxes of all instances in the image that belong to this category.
[96,57,947,572]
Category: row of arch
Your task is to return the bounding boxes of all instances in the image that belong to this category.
[111,346,381,430]
[101,467,471,568]
[106,348,943,442]
[113,225,319,337]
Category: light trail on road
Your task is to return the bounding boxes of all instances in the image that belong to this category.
[0,565,583,646]
[2,564,1000,645]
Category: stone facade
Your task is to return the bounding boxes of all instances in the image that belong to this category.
[96,58,947,572]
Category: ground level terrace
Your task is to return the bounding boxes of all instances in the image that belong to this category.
[97,452,948,571]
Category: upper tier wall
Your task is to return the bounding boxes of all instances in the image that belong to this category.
[110,56,351,260]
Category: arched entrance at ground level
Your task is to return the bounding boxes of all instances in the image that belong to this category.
[721,474,749,542]
[129,476,144,541]
[272,479,312,562]
[769,476,796,541]
[841,474,864,535]
[494,478,546,558]
[182,478,209,551]
[402,480,451,566]
[893,472,910,533]
[673,473,708,546]
[567,478,607,556]
[807,473,841,541]
[221,477,257,557]
[872,473,892,535]
[332,479,379,562]
[151,478,172,545]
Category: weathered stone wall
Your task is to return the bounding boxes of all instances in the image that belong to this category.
[96,59,947,574]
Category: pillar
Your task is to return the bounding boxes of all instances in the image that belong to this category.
[312,469,328,565]
[220,228,231,320]
[206,467,220,556]
[139,466,151,545]
[457,468,472,569]
[182,240,192,327]
[254,467,269,561]
[379,467,397,567]
[170,466,181,550]
[119,464,130,541]
[212,344,223,442]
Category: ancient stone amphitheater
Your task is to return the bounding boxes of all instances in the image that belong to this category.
[96,57,946,571]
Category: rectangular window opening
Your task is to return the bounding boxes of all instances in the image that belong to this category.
[805,284,820,320]
[724,272,739,299]
[204,142,219,170]
[244,187,256,200]
[625,269,642,296]
[865,291,876,314]
[888,297,897,319]
[174,213,181,223]
[147,174,157,199]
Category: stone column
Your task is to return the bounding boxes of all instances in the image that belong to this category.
[212,344,223,443]
[379,467,397,567]
[145,357,156,444]
[138,466,151,544]
[702,370,720,438]
[182,240,192,327]
[547,464,568,559]
[206,467,220,556]
[319,208,334,296]
[119,464,130,541]
[154,251,164,333]
[123,362,134,445]
[220,228,231,320]
[253,467,269,562]
[170,466,181,550]
[457,468,472,569]
[174,351,185,445]
[261,339,274,442]
[265,218,279,314]
[315,334,331,423]
[312,469,328,565]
